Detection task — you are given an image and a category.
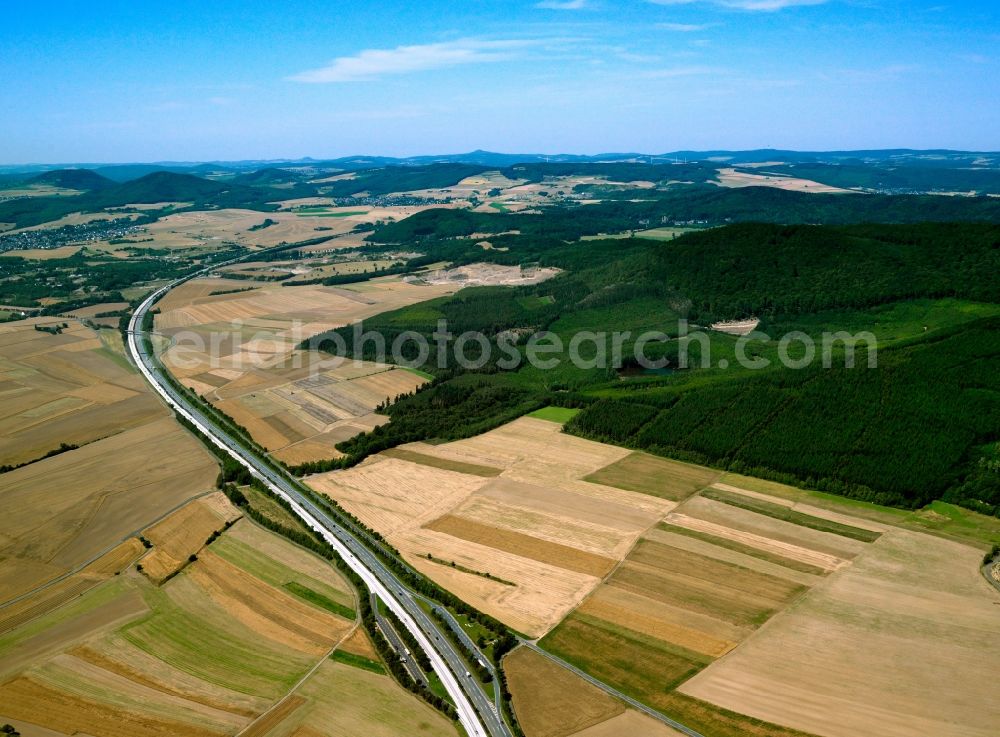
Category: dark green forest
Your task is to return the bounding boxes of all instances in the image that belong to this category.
[306,221,1000,516]
[369,186,1000,244]
[748,163,1000,194]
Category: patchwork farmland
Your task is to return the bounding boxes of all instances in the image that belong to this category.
[308,416,711,636]
[0,495,451,737]
[0,318,218,604]
[504,647,684,737]
[308,411,1000,737]
[155,276,457,464]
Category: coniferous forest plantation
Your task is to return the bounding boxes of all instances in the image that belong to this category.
[309,218,1000,515]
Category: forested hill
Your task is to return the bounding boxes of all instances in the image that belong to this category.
[648,223,1000,319]
[0,171,280,228]
[26,168,116,191]
[369,186,1000,244]
[307,221,1000,517]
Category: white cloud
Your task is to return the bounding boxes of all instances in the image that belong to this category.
[535,0,587,8]
[288,38,534,83]
[657,22,713,31]
[721,0,826,9]
[649,0,827,11]
[641,65,723,78]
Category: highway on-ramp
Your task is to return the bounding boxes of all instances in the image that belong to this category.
[126,277,509,737]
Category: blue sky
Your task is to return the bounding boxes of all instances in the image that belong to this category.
[1,0,997,162]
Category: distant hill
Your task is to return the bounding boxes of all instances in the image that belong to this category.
[231,167,305,186]
[104,171,232,203]
[0,171,281,228]
[92,164,179,182]
[738,162,1000,195]
[27,169,115,191]
[321,163,491,197]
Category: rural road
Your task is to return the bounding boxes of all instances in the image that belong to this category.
[126,272,509,737]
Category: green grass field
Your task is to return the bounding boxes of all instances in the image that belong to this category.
[331,649,386,674]
[585,452,720,501]
[526,406,580,424]
[284,581,356,620]
[211,531,355,610]
[122,579,311,698]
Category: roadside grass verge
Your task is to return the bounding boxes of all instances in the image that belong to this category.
[331,649,385,674]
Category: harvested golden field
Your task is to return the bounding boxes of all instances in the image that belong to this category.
[4,211,135,235]
[140,493,242,583]
[610,540,807,628]
[247,660,456,737]
[538,529,812,707]
[132,208,344,250]
[0,244,83,260]
[533,471,900,734]
[680,530,1000,737]
[156,277,453,462]
[310,417,677,636]
[715,168,853,193]
[0,539,143,637]
[575,584,744,659]
[426,515,617,578]
[337,627,378,660]
[665,494,867,567]
[310,456,489,535]
[0,675,228,737]
[0,318,162,466]
[533,469,995,737]
[0,517,360,737]
[126,204,438,252]
[505,646,624,737]
[0,416,217,603]
[643,526,826,586]
[570,710,687,737]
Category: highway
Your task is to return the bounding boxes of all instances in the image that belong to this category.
[372,593,428,687]
[425,601,505,717]
[126,275,509,737]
